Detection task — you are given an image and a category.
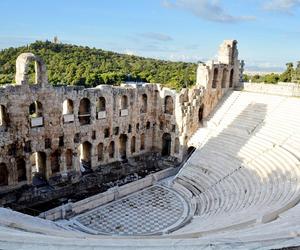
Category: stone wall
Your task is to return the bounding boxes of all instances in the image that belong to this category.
[242,82,300,97]
[0,40,241,192]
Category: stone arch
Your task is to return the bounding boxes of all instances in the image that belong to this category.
[131,136,136,153]
[30,152,47,179]
[198,104,204,123]
[212,68,218,89]
[175,137,180,154]
[63,99,74,115]
[221,69,228,88]
[0,163,8,186]
[50,150,61,174]
[80,141,92,167]
[78,98,91,125]
[97,143,104,161]
[164,96,174,115]
[108,141,115,158]
[96,97,106,112]
[16,158,27,182]
[119,134,128,160]
[121,95,128,109]
[140,94,148,113]
[162,133,172,156]
[140,133,145,150]
[0,105,9,128]
[229,69,234,87]
[15,53,48,86]
[65,149,73,170]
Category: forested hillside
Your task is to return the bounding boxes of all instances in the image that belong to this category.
[0,41,197,90]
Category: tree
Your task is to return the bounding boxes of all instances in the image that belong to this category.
[0,40,197,89]
[279,62,294,82]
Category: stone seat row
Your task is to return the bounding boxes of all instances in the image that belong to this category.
[174,91,300,234]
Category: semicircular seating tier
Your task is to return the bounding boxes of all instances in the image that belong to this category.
[1,91,300,249]
[173,91,300,235]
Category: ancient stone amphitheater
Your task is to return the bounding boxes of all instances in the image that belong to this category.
[0,41,300,249]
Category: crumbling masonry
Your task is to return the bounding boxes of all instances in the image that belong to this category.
[0,40,242,193]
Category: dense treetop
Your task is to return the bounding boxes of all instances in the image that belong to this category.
[0,41,197,91]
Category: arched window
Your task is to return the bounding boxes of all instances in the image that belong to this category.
[63,99,74,123]
[65,149,73,170]
[212,68,218,89]
[63,99,74,115]
[50,150,61,174]
[97,97,106,112]
[198,104,204,124]
[146,121,151,129]
[17,158,27,182]
[119,134,128,160]
[109,141,115,158]
[80,141,92,167]
[140,94,148,113]
[30,152,46,179]
[229,69,234,87]
[0,163,8,186]
[175,138,180,154]
[97,143,103,161]
[131,136,136,153]
[104,128,110,138]
[78,98,91,125]
[0,105,9,128]
[162,133,172,156]
[29,101,43,117]
[29,101,43,127]
[121,95,128,109]
[96,97,106,119]
[221,69,228,88]
[164,96,174,115]
[140,133,145,150]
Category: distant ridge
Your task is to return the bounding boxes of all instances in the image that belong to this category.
[0,40,197,90]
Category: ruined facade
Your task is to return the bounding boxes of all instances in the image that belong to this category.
[0,40,241,191]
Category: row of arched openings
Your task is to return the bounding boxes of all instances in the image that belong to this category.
[1,93,174,128]
[80,134,146,165]
[0,159,27,186]
[212,68,234,89]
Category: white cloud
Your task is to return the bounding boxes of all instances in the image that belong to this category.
[162,0,256,22]
[263,0,300,13]
[245,60,285,73]
[139,32,173,41]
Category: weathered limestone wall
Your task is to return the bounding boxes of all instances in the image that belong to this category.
[0,40,241,192]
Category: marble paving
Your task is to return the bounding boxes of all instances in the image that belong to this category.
[73,185,189,236]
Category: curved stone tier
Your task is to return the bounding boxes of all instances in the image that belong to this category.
[0,91,300,249]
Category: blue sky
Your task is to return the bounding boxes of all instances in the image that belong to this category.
[0,0,300,72]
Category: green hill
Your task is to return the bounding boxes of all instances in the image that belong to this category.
[0,41,197,90]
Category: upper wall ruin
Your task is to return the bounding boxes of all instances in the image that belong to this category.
[0,40,242,191]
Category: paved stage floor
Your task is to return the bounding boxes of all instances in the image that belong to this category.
[72,185,189,236]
